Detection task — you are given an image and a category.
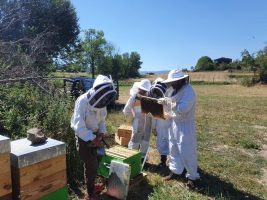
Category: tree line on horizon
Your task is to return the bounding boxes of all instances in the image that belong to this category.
[194,49,267,83]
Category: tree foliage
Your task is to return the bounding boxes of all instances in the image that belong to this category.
[71,29,141,79]
[0,0,79,76]
[79,29,113,78]
[255,48,267,83]
[195,56,215,71]
[241,49,255,71]
[97,52,142,79]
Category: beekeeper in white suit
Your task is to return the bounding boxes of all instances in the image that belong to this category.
[150,78,171,169]
[162,69,200,189]
[123,79,152,160]
[71,75,117,200]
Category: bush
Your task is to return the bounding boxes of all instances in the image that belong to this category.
[240,77,254,87]
[0,84,83,188]
[259,65,267,83]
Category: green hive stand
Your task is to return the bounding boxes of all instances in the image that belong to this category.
[40,186,68,200]
[98,146,141,179]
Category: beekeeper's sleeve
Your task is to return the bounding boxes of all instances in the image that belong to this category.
[123,96,135,119]
[71,96,96,142]
[98,108,107,134]
[175,86,195,114]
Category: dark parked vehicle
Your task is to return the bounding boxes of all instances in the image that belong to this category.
[63,76,119,103]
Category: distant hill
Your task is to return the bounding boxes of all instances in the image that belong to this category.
[139,70,169,75]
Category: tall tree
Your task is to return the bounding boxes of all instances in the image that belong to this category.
[0,0,79,77]
[80,29,113,78]
[128,52,142,77]
[195,56,215,71]
[241,49,255,71]
[255,48,267,83]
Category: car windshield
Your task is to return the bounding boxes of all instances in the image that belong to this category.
[83,78,94,91]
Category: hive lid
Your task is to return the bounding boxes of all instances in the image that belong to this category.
[10,138,66,168]
[106,146,140,159]
[0,135,11,154]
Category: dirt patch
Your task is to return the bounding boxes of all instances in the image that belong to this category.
[259,144,267,160]
[237,148,255,157]
[212,144,229,152]
[258,168,267,186]
[253,125,267,130]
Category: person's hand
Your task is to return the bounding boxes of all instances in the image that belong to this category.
[89,132,104,147]
[96,132,104,140]
[146,112,153,118]
[157,98,167,105]
[91,136,104,148]
[136,93,142,100]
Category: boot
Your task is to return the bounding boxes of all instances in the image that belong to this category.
[164,171,182,181]
[156,155,167,169]
[185,179,202,190]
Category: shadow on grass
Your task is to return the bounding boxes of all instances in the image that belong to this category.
[107,102,125,112]
[197,168,264,200]
[142,164,264,200]
[98,177,154,200]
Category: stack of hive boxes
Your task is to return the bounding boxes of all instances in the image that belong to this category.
[10,138,67,200]
[115,124,132,146]
[0,135,12,200]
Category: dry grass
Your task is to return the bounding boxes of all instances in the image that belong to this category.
[71,72,267,200]
[136,71,254,83]
[144,71,234,83]
[104,81,267,200]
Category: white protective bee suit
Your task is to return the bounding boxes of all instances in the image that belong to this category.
[152,119,171,155]
[71,75,117,141]
[163,69,200,181]
[70,74,117,197]
[150,78,171,156]
[123,79,152,157]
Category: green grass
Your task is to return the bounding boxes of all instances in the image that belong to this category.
[101,84,267,200]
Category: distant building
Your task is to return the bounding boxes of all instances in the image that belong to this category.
[214,57,232,65]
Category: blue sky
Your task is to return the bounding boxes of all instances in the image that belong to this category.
[71,0,267,71]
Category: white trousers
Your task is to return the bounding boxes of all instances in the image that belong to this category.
[168,121,200,180]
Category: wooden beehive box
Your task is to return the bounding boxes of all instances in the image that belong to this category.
[10,138,67,200]
[0,135,12,200]
[115,125,132,146]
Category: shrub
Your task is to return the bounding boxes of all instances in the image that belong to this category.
[0,84,83,188]
[240,77,254,87]
[259,65,267,83]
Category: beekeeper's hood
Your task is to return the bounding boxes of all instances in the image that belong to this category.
[129,79,151,96]
[87,75,117,108]
[163,69,189,83]
[150,77,167,98]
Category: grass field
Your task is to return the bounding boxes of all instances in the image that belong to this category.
[101,82,267,200]
[67,72,266,200]
[118,71,256,87]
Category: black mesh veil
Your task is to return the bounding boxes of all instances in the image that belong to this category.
[88,83,117,108]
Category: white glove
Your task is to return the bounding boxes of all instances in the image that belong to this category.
[146,112,153,117]
[157,98,167,105]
